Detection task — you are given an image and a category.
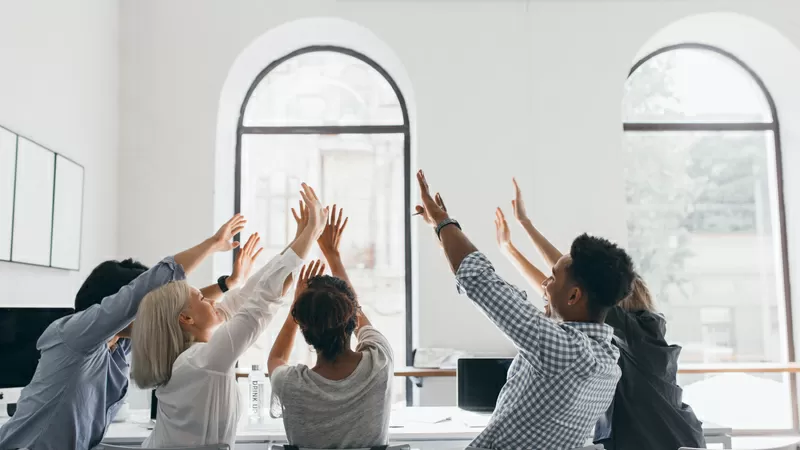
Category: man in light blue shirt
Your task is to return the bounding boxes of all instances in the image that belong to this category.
[0,214,247,450]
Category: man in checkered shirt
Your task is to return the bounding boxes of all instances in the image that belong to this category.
[413,170,635,449]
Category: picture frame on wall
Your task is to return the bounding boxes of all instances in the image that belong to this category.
[0,125,85,271]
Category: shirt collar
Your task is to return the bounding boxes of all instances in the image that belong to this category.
[562,321,614,342]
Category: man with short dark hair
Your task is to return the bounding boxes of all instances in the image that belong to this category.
[0,215,248,450]
[414,170,635,449]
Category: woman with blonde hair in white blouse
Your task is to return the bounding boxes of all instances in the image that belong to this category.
[130,183,327,449]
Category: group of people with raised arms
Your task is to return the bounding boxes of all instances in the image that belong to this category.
[0,174,704,450]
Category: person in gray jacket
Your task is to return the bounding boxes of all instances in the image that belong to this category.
[0,214,247,450]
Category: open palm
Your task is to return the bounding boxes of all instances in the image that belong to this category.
[495,208,511,247]
[512,177,529,222]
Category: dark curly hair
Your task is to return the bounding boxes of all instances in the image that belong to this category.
[568,234,635,320]
[291,275,358,361]
[75,258,149,312]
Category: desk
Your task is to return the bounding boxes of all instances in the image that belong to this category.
[98,407,732,449]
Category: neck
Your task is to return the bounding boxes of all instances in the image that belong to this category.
[561,310,598,323]
[315,348,359,367]
[191,329,212,343]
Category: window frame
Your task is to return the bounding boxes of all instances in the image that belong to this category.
[234,45,414,403]
[624,42,796,432]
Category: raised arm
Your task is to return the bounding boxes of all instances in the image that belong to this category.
[317,205,373,329]
[495,207,546,296]
[512,178,563,269]
[415,171,552,362]
[268,260,325,375]
[197,184,327,372]
[201,233,263,303]
[58,214,246,352]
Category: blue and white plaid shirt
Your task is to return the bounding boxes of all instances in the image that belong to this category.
[456,252,621,450]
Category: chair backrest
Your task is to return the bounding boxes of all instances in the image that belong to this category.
[467,447,602,450]
[96,445,230,450]
[272,446,410,450]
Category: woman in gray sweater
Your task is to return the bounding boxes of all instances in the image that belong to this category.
[268,205,394,449]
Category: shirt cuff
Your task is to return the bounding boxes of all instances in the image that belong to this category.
[455,251,492,294]
[163,255,187,281]
[280,247,304,268]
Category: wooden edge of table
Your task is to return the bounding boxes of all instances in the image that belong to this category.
[235,366,457,379]
[235,363,800,379]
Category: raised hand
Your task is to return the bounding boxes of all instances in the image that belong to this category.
[511,177,529,223]
[291,200,309,239]
[299,183,328,239]
[414,170,449,227]
[293,259,326,303]
[228,233,264,289]
[495,208,511,248]
[318,205,349,257]
[210,214,247,252]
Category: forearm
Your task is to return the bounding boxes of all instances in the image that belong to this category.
[268,317,298,372]
[200,283,224,302]
[438,224,479,274]
[174,238,216,275]
[289,227,316,260]
[519,219,562,268]
[502,243,546,296]
[322,251,352,289]
[356,308,372,330]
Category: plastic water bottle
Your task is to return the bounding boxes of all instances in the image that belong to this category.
[248,364,266,422]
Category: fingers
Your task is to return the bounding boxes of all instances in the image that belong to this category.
[241,233,256,254]
[301,183,319,202]
[414,205,425,215]
[291,207,300,223]
[247,233,261,256]
[435,193,447,212]
[313,262,326,277]
[340,216,349,234]
[496,207,507,222]
[252,247,264,261]
[299,190,312,208]
[302,259,326,280]
[227,215,247,233]
[231,224,246,236]
[511,199,517,215]
[416,170,435,202]
[225,213,245,228]
[298,264,307,282]
[335,206,344,228]
[513,177,521,195]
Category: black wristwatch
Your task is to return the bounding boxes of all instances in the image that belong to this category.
[217,275,230,293]
[436,218,461,240]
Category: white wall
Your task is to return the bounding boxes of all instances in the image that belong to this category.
[0,0,120,308]
[118,0,800,405]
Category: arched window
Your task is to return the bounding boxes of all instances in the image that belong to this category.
[235,46,410,403]
[623,44,793,430]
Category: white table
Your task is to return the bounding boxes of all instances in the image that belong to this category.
[98,407,732,449]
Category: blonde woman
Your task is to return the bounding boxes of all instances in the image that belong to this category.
[494,178,704,450]
[131,183,327,449]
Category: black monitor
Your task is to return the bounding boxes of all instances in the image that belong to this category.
[457,357,513,413]
[0,307,73,389]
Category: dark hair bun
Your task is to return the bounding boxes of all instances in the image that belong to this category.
[291,275,358,360]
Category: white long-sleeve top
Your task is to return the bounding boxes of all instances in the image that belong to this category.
[142,248,303,449]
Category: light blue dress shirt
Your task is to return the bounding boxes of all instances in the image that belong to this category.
[0,257,185,450]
